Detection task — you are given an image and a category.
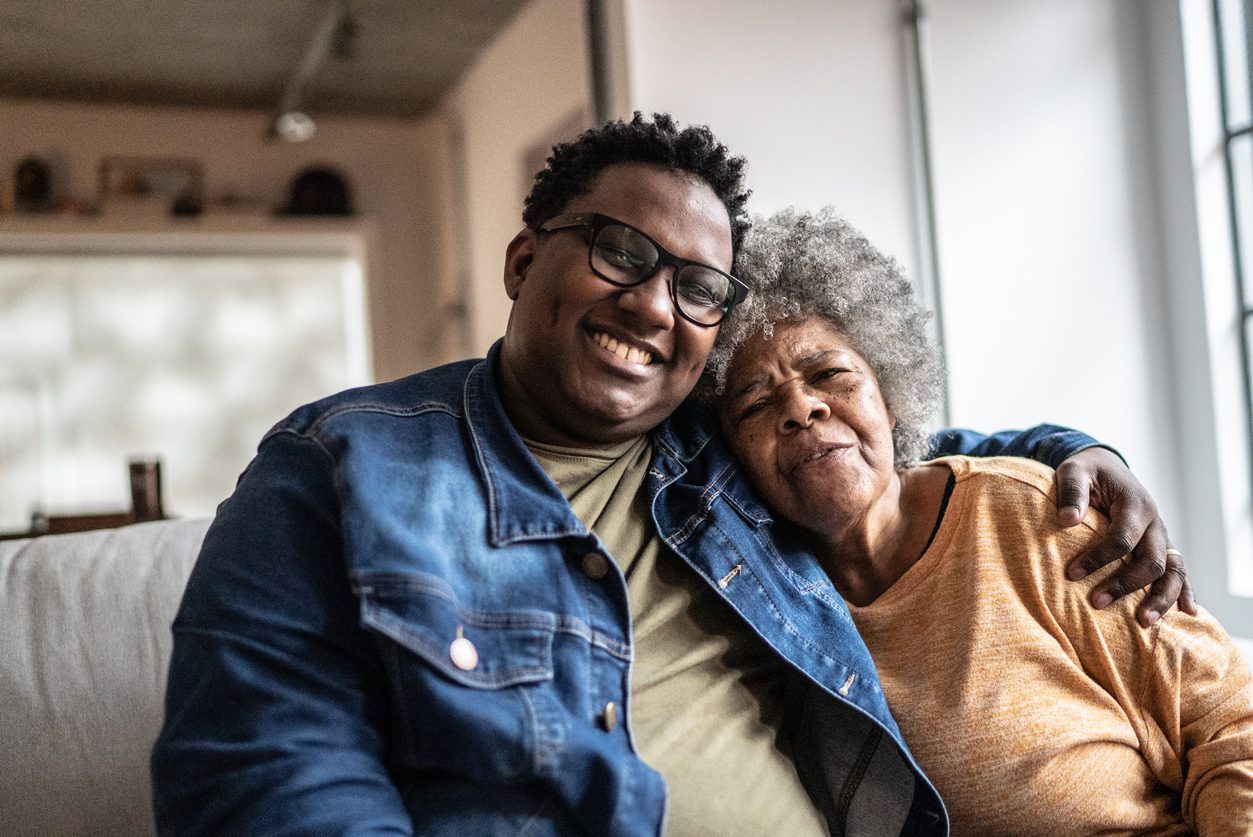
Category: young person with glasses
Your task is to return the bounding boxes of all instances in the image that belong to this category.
[153,113,1193,836]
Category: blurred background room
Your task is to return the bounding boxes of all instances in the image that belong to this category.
[1,0,1249,649]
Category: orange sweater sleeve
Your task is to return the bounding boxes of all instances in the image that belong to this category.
[1140,608,1253,835]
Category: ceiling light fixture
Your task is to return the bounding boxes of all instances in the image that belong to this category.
[269,0,354,142]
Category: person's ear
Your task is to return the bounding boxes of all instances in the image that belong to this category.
[887,404,897,431]
[503,228,537,301]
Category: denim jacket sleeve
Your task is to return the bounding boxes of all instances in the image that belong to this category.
[151,429,413,836]
[929,423,1107,470]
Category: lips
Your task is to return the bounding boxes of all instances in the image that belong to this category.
[789,442,854,474]
[591,330,657,365]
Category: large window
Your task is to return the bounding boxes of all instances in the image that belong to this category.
[0,230,370,531]
[1214,0,1253,502]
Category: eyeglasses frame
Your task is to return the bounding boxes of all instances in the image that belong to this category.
[536,212,749,327]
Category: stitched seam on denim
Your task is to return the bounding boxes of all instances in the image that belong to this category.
[658,460,743,547]
[749,524,846,609]
[363,608,552,687]
[354,574,631,657]
[355,570,621,633]
[494,526,591,544]
[260,426,337,465]
[299,401,461,438]
[568,573,633,662]
[705,540,825,660]
[461,361,504,544]
[583,628,632,660]
[549,611,630,660]
[705,529,866,678]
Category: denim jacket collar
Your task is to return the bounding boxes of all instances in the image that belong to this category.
[464,340,772,545]
[463,342,591,547]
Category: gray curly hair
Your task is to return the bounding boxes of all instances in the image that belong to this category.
[704,207,946,467]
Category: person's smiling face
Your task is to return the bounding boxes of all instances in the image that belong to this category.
[498,163,732,448]
[718,315,897,535]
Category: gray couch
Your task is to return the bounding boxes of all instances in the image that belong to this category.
[0,519,210,836]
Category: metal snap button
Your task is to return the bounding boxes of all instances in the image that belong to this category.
[449,627,478,671]
[581,552,609,580]
[599,701,618,731]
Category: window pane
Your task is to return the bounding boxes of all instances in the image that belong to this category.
[0,252,368,531]
[1218,0,1252,127]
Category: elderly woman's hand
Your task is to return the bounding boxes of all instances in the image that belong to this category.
[1054,446,1197,626]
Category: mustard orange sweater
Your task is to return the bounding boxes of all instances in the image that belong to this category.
[847,456,1253,835]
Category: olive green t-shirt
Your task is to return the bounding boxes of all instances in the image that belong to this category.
[526,435,828,837]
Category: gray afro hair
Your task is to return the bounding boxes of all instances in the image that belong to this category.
[704,207,946,467]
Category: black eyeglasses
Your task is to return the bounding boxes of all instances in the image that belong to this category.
[538,212,748,327]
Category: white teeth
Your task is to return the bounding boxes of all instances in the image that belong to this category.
[592,332,653,365]
[806,450,828,462]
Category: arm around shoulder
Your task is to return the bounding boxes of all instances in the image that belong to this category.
[151,429,412,835]
[930,424,1098,467]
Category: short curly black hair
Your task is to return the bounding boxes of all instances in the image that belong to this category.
[522,112,752,261]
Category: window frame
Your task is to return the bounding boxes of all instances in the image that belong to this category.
[1213,0,1253,513]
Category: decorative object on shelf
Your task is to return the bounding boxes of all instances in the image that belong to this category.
[280,166,353,216]
[15,157,53,213]
[128,457,165,522]
[98,156,204,218]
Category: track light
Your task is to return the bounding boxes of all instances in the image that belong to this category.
[274,110,317,142]
[269,0,352,142]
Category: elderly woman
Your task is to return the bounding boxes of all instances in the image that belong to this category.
[707,208,1253,833]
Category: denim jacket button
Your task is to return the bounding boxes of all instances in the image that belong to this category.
[599,701,618,731]
[580,552,610,580]
[449,636,479,671]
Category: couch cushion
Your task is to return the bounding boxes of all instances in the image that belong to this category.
[0,518,209,836]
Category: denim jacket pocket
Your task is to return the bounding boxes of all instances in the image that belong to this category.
[355,572,563,782]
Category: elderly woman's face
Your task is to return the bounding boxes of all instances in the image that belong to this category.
[718,316,897,535]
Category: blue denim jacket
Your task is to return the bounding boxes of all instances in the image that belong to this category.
[152,342,1095,836]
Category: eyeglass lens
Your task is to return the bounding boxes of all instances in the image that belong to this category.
[591,224,734,326]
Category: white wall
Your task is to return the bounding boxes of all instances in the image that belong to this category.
[0,98,456,382]
[925,1,1182,535]
[622,0,1251,634]
[445,0,595,355]
[624,0,920,280]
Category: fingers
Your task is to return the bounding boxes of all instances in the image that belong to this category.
[1170,549,1199,616]
[1065,495,1152,582]
[1054,459,1091,528]
[1122,545,1193,626]
[1082,517,1198,628]
[1130,563,1185,627]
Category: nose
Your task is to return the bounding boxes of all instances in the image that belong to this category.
[616,268,676,330]
[779,386,830,433]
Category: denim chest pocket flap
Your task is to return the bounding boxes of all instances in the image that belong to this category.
[356,573,556,689]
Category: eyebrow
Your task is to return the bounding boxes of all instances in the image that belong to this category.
[797,349,834,367]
